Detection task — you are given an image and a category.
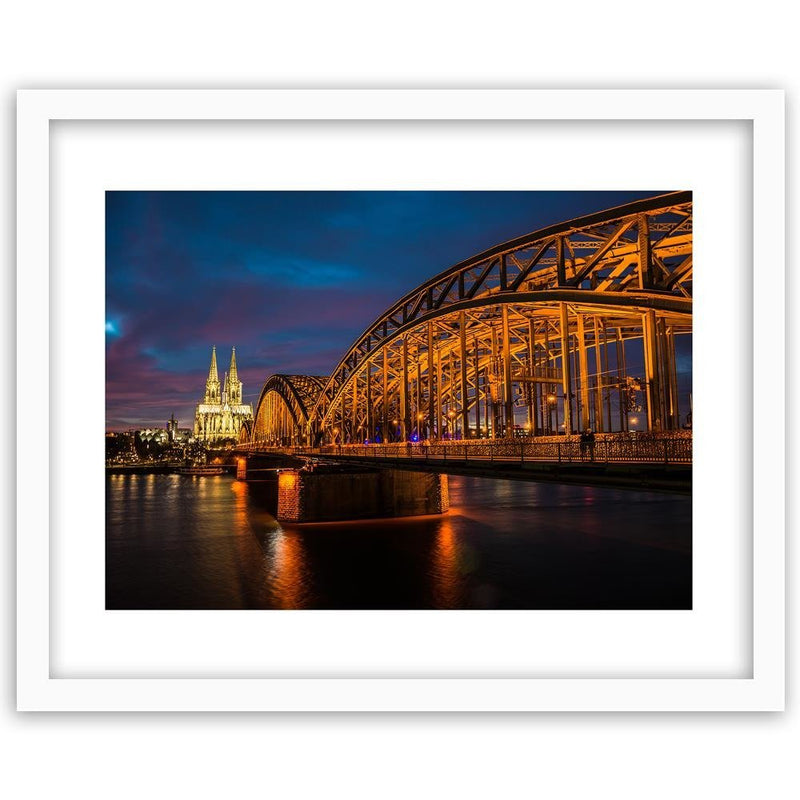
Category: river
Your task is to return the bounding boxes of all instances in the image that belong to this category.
[106,472,691,609]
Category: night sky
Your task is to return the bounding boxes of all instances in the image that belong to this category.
[105,190,681,430]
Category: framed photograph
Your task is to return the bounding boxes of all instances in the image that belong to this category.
[17,89,784,711]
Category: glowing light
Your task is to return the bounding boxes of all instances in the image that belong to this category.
[270,531,308,609]
[278,470,298,491]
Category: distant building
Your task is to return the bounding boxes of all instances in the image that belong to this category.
[167,413,178,442]
[137,427,169,444]
[194,346,253,442]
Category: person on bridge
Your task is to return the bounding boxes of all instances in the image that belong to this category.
[587,429,596,461]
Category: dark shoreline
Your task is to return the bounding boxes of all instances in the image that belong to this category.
[106,464,237,475]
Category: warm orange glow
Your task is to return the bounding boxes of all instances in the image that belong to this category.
[270,531,309,609]
[432,517,460,608]
[278,470,298,491]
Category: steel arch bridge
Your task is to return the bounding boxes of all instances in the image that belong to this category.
[249,192,692,448]
[251,374,329,445]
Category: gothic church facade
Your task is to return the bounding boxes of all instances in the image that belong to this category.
[194,347,253,442]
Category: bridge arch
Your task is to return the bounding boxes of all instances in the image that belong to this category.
[238,419,253,444]
[251,374,328,446]
[307,192,692,443]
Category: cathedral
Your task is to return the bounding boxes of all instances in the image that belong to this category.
[194,347,253,442]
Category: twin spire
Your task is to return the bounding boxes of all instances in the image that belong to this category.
[204,346,241,405]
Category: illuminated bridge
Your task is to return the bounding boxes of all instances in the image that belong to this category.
[240,192,692,473]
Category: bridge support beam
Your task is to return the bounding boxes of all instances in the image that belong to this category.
[576,313,590,432]
[559,302,573,435]
[593,316,604,433]
[459,312,469,439]
[502,305,514,438]
[643,309,664,431]
[427,322,436,440]
[401,336,409,442]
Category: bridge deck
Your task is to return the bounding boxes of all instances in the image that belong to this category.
[236,442,691,493]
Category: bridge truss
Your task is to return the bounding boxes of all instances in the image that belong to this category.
[250,192,692,446]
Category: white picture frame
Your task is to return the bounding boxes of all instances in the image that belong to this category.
[17,89,785,711]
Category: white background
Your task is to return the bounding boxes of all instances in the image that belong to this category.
[2,3,795,799]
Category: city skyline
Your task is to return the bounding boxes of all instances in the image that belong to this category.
[106,190,685,430]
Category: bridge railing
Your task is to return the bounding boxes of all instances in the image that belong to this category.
[243,433,692,465]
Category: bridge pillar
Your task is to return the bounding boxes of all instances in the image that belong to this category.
[236,456,248,481]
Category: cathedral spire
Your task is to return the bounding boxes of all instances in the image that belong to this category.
[229,347,238,383]
[228,347,242,404]
[204,346,220,403]
[207,346,219,384]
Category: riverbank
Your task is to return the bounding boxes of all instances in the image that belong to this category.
[106,463,237,475]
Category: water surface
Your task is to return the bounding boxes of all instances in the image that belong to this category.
[106,473,691,609]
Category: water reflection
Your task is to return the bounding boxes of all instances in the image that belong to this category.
[266,529,310,609]
[229,479,252,536]
[106,474,692,610]
[431,516,461,608]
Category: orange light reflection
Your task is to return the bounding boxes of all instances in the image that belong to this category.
[270,530,309,609]
[431,515,461,608]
